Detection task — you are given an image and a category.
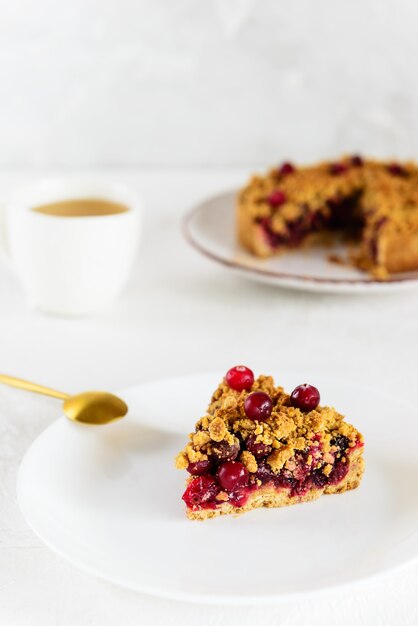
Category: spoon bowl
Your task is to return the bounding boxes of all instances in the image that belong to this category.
[63,391,128,425]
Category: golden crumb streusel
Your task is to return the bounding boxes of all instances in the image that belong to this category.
[175,375,362,474]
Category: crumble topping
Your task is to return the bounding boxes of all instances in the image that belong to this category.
[175,375,362,473]
[208,416,227,442]
[240,450,257,473]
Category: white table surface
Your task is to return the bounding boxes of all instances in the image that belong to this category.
[0,168,417,625]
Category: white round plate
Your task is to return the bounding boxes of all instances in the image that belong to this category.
[183,191,418,293]
[17,372,418,605]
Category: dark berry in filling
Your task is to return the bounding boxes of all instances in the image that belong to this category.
[225,365,254,392]
[182,475,220,508]
[211,439,240,462]
[254,460,275,483]
[330,435,349,455]
[187,458,213,475]
[290,384,320,412]
[244,391,273,421]
[277,471,298,491]
[216,461,249,491]
[245,434,272,458]
[310,468,329,489]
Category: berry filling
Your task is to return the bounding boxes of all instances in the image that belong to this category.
[182,475,220,509]
[259,215,317,249]
[258,179,370,257]
[258,202,332,250]
[183,433,364,511]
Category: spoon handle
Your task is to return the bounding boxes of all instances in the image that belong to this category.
[0,374,69,400]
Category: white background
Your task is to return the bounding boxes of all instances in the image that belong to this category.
[1,0,418,167]
[1,1,418,624]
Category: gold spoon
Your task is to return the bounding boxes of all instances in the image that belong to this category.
[0,374,128,425]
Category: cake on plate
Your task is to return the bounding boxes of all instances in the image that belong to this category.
[237,156,418,279]
[175,366,364,520]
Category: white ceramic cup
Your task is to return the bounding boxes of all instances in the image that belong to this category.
[1,179,142,316]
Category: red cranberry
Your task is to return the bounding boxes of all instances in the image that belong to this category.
[182,475,219,508]
[244,391,273,421]
[216,461,249,491]
[225,366,254,391]
[211,439,240,462]
[267,189,287,207]
[330,162,348,175]
[387,162,406,176]
[279,162,295,175]
[351,155,363,167]
[187,458,213,475]
[245,434,272,458]
[290,384,320,412]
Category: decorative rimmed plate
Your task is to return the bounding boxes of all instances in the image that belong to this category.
[17,371,418,604]
[183,191,418,293]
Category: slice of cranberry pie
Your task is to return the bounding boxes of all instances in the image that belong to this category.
[175,367,364,520]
